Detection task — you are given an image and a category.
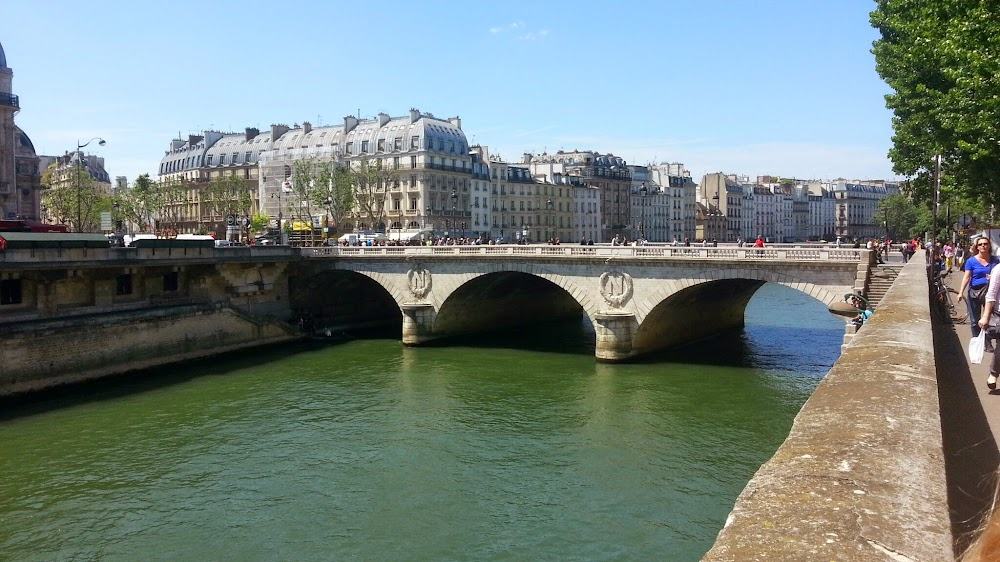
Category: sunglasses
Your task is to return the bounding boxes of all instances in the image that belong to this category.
[978,242,991,247]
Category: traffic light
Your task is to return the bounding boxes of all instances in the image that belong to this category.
[461,221,466,229]
[445,219,451,228]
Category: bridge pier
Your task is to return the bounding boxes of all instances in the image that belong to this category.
[401,303,437,346]
[594,311,638,362]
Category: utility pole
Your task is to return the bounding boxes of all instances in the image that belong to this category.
[932,154,941,242]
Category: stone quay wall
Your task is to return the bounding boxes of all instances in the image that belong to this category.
[703,258,950,561]
[0,303,299,397]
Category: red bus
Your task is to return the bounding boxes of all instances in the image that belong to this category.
[0,219,69,233]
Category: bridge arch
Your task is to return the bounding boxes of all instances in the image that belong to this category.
[431,269,589,338]
[632,271,843,357]
[307,253,862,360]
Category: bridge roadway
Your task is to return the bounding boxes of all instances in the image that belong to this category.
[301,245,870,362]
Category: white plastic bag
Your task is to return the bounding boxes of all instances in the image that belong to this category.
[970,331,986,364]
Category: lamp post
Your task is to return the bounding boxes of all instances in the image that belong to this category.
[638,183,648,241]
[75,137,106,232]
[883,207,889,240]
[112,199,121,246]
[499,203,506,243]
[450,189,457,239]
[712,188,720,243]
[273,179,292,244]
[545,198,554,243]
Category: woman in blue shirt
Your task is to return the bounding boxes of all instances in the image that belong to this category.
[959,236,999,339]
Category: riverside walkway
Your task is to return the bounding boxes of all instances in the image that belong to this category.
[939,266,1000,556]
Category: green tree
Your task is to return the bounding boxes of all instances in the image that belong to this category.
[202,173,254,237]
[311,160,354,235]
[155,176,187,236]
[351,156,397,231]
[871,1,1000,207]
[290,158,323,245]
[115,173,160,233]
[40,163,104,232]
[250,212,270,235]
[875,194,922,240]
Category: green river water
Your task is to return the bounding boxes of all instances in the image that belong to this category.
[0,284,845,561]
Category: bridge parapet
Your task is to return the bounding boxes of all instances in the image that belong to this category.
[309,245,867,262]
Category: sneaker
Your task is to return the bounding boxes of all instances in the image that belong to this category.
[989,374,997,390]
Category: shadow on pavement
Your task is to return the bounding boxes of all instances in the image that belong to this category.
[934,312,1000,556]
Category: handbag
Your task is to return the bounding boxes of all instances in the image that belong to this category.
[970,284,989,300]
[970,330,986,364]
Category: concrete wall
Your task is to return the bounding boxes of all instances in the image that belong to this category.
[703,259,951,560]
[0,304,298,396]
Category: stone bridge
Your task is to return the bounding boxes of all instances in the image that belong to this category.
[297,245,872,362]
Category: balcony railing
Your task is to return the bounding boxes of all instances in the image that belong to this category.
[0,93,19,109]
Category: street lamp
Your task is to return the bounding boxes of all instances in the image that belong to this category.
[545,198,553,243]
[500,202,507,243]
[272,179,292,244]
[712,188,721,243]
[638,183,648,240]
[112,199,121,246]
[76,137,106,231]
[883,207,889,240]
[450,189,457,239]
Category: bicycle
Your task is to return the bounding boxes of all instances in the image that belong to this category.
[932,273,968,324]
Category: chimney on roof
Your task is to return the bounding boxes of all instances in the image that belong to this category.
[378,112,390,127]
[245,127,259,141]
[303,121,312,134]
[271,124,289,140]
[188,134,203,147]
[409,108,420,123]
[448,116,462,130]
[344,115,359,133]
[522,153,532,163]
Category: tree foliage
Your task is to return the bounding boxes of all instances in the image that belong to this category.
[202,173,254,235]
[871,0,1000,212]
[351,156,397,231]
[40,163,106,232]
[156,176,187,235]
[115,173,160,233]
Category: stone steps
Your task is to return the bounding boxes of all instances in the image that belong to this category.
[867,265,902,309]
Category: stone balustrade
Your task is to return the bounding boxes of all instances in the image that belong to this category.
[308,245,867,262]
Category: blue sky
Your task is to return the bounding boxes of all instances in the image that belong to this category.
[2,0,896,183]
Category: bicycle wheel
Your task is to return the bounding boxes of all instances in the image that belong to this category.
[932,291,952,323]
[948,292,969,323]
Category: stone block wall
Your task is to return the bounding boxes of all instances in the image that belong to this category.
[0,305,298,397]
[703,258,950,561]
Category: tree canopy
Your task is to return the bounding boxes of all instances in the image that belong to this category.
[871,0,1000,211]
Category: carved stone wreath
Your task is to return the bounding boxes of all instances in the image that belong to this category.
[407,267,432,299]
[599,270,633,308]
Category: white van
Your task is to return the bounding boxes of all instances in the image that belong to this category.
[337,231,387,246]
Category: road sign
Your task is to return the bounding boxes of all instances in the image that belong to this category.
[226,214,236,226]
[100,211,112,231]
